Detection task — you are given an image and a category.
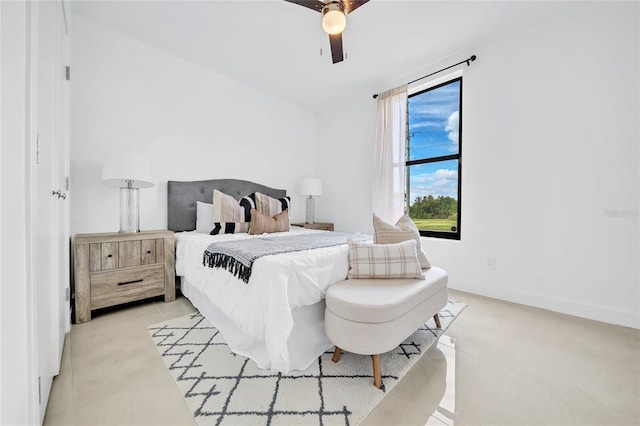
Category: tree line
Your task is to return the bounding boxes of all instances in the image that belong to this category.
[409,195,458,220]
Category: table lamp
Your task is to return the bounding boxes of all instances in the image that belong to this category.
[299,178,322,224]
[101,151,155,233]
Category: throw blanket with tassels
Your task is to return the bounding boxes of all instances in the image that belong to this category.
[203,232,369,284]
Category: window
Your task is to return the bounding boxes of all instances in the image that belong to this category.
[406,77,462,240]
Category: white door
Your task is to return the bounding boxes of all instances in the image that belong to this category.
[33,0,70,421]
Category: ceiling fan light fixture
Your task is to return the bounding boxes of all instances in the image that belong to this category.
[322,2,346,35]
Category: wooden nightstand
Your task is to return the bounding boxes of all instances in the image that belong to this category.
[73,230,175,323]
[292,222,334,231]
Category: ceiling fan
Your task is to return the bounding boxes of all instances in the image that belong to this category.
[284,0,370,64]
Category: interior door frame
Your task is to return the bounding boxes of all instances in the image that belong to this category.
[57,0,71,339]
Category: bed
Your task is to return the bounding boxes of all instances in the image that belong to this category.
[168,179,357,373]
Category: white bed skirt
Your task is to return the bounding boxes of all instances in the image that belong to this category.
[180,276,333,372]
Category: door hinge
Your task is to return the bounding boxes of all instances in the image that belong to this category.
[65,66,70,81]
[38,376,41,404]
[65,287,70,302]
[65,176,70,191]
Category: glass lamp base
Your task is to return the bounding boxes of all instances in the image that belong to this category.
[119,187,140,233]
[305,197,315,224]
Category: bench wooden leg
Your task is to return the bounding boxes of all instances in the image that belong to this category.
[434,313,442,329]
[372,354,382,389]
[332,346,342,363]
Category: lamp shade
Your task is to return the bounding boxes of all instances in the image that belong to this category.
[101,151,155,188]
[299,178,322,197]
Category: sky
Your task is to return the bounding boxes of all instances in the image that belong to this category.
[407,79,460,202]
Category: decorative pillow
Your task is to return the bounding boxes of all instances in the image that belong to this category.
[239,194,256,221]
[213,190,244,222]
[210,222,250,235]
[249,209,290,235]
[211,190,249,235]
[240,192,291,223]
[195,201,215,234]
[347,239,425,279]
[373,214,431,269]
[256,192,290,216]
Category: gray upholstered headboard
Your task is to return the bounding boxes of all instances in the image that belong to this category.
[167,179,287,232]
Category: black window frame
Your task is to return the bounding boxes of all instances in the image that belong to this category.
[406,76,462,240]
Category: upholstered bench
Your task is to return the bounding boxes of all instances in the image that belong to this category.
[324,266,448,388]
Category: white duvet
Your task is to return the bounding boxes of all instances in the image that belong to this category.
[175,227,358,372]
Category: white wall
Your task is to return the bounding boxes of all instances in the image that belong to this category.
[316,86,377,228]
[317,2,640,328]
[70,15,317,235]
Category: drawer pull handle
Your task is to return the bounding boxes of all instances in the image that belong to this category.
[146,250,152,254]
[107,254,112,258]
[118,279,143,286]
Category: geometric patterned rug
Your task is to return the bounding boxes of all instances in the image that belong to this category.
[148,300,466,425]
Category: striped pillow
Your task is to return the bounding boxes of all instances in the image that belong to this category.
[347,239,425,280]
[373,214,431,269]
[210,222,249,235]
[210,190,250,235]
[240,192,291,223]
[213,190,245,222]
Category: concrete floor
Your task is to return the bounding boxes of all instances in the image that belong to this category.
[44,289,640,425]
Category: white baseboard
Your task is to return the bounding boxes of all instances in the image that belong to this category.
[450,279,640,330]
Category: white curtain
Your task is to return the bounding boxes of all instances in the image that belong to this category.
[372,85,408,222]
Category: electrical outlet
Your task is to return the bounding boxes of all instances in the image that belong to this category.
[485,257,497,270]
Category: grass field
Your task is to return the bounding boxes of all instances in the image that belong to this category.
[412,218,457,232]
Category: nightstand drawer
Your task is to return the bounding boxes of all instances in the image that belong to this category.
[89,238,165,272]
[90,264,165,310]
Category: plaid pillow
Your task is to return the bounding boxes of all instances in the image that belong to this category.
[347,239,425,280]
[373,214,431,269]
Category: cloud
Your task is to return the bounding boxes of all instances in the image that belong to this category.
[409,120,441,130]
[434,169,457,179]
[445,111,459,147]
[409,167,458,199]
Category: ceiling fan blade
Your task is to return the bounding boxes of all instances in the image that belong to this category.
[329,33,344,64]
[344,0,369,14]
[283,0,325,13]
